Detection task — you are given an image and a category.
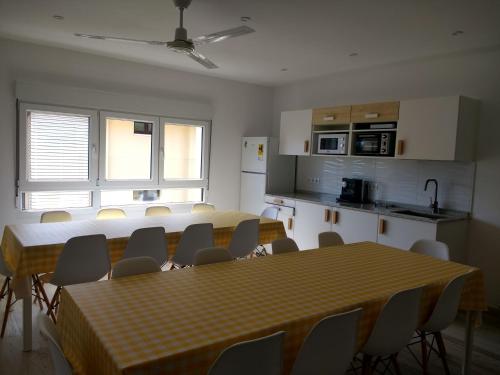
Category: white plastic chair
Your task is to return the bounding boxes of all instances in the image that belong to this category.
[361,286,423,374]
[318,231,344,248]
[416,274,467,374]
[145,206,172,217]
[208,331,285,375]
[123,227,167,266]
[112,256,161,279]
[228,219,260,258]
[96,208,126,220]
[191,203,216,213]
[171,223,214,267]
[40,211,72,223]
[0,247,14,338]
[272,238,299,255]
[38,314,73,375]
[44,234,110,321]
[194,247,233,266]
[410,239,450,261]
[291,308,362,375]
[261,206,279,220]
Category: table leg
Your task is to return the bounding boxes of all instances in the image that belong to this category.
[462,311,477,375]
[22,276,32,351]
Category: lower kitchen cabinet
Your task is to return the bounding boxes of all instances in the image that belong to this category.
[331,208,379,243]
[377,215,436,250]
[294,201,332,250]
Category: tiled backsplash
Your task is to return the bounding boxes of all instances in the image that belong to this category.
[296,156,476,212]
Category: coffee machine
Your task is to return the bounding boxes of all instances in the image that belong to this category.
[337,178,369,203]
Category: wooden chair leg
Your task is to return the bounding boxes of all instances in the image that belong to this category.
[391,354,403,375]
[361,354,373,375]
[33,275,52,311]
[46,287,60,323]
[0,288,13,338]
[420,331,428,375]
[435,332,451,375]
[0,277,9,299]
[32,275,43,310]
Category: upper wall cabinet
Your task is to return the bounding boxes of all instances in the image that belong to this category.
[351,101,399,123]
[279,109,313,155]
[312,106,351,125]
[396,96,479,161]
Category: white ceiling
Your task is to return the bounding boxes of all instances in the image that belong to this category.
[1,0,500,86]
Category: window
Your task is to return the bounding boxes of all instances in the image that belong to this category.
[100,188,203,206]
[23,191,92,210]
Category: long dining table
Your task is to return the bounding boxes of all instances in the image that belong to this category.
[56,242,486,375]
[0,210,286,351]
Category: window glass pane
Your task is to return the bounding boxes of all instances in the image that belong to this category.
[27,111,89,181]
[164,123,203,179]
[106,118,152,180]
[23,191,91,210]
[100,188,203,206]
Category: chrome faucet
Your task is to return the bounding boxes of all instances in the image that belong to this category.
[424,179,439,213]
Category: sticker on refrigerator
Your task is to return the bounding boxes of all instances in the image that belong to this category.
[258,144,264,160]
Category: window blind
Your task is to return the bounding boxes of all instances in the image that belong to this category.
[23,191,92,210]
[27,111,90,181]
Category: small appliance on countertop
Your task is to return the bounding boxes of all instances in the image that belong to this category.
[337,178,370,204]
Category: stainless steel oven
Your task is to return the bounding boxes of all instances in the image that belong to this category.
[317,133,348,155]
[353,132,395,156]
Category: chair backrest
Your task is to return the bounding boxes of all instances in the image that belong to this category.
[362,286,423,356]
[0,246,13,277]
[123,227,167,266]
[272,238,299,255]
[261,206,279,220]
[38,314,73,375]
[112,256,161,279]
[172,223,214,266]
[96,208,126,220]
[318,231,344,248]
[191,203,216,213]
[40,211,72,223]
[194,247,233,266]
[410,239,449,261]
[291,308,363,375]
[145,206,172,217]
[50,234,110,287]
[228,219,260,258]
[421,274,467,333]
[208,331,285,375]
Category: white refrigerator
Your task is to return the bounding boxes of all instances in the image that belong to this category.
[239,137,295,215]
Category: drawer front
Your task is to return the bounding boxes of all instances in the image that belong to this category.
[265,195,296,208]
[351,101,399,123]
[312,106,351,125]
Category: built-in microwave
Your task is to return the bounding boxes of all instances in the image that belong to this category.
[353,132,395,156]
[317,133,348,155]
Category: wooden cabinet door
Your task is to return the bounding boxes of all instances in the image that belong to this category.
[331,208,378,243]
[377,215,437,250]
[279,109,312,155]
[312,106,351,125]
[294,201,332,250]
[396,96,460,160]
[351,101,399,123]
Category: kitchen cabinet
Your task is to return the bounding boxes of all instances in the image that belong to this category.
[279,109,313,155]
[351,101,399,123]
[331,207,379,243]
[396,96,479,161]
[312,106,351,125]
[377,215,436,250]
[294,201,332,250]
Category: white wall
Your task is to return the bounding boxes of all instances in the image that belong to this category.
[273,47,500,307]
[0,38,273,226]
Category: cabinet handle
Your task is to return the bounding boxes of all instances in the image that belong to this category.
[287,217,293,230]
[304,140,309,153]
[379,218,386,234]
[323,115,336,121]
[331,210,339,224]
[397,140,404,155]
[324,208,331,222]
[365,112,380,119]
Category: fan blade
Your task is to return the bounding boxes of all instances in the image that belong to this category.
[187,50,218,69]
[74,33,168,46]
[192,25,255,45]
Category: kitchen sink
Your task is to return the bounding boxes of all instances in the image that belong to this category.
[392,209,447,220]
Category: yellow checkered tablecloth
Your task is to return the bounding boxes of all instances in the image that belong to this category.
[56,242,486,375]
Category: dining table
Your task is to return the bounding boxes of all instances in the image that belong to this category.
[0,210,286,352]
[55,241,486,375]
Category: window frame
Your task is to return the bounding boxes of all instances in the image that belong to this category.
[98,111,160,189]
[18,102,99,192]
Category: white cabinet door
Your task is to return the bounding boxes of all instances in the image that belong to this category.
[294,201,332,250]
[331,208,378,243]
[279,109,312,155]
[377,215,437,250]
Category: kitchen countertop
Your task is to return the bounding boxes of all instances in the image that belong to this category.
[266,191,469,223]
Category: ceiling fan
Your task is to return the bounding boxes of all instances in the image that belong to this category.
[74,0,255,69]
